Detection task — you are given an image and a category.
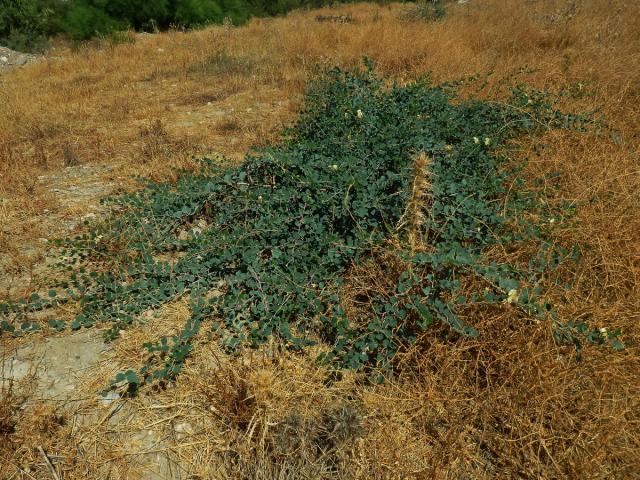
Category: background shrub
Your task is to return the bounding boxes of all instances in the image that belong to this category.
[1,0,402,48]
[0,0,67,51]
[62,2,125,41]
[172,0,224,28]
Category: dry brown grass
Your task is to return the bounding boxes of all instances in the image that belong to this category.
[1,0,639,478]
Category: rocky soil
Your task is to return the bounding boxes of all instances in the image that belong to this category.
[0,46,39,73]
[0,163,184,479]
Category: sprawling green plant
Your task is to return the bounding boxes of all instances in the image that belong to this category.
[0,62,621,390]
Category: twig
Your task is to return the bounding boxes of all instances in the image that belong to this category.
[11,463,37,480]
[37,446,60,480]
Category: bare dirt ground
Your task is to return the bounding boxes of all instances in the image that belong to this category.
[0,52,295,480]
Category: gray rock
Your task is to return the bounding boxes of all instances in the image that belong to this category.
[100,390,120,406]
[2,330,107,400]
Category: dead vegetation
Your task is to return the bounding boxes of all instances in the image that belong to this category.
[1,0,639,478]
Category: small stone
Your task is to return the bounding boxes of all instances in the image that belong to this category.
[174,422,193,434]
[100,391,120,405]
[0,56,8,63]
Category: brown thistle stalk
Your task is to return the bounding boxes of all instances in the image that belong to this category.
[402,151,432,254]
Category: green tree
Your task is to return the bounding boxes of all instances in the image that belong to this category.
[63,1,123,40]
[172,0,223,27]
[0,0,66,51]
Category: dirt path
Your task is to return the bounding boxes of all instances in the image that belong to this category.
[0,164,193,479]
[0,78,291,480]
[0,164,117,297]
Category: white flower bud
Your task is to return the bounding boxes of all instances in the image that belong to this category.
[506,289,519,304]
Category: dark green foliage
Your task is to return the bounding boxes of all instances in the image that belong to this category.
[1,0,396,46]
[63,0,170,39]
[0,0,67,51]
[62,2,124,41]
[172,0,224,28]
[0,63,620,391]
[59,0,378,40]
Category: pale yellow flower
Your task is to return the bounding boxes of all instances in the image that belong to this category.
[506,289,519,304]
